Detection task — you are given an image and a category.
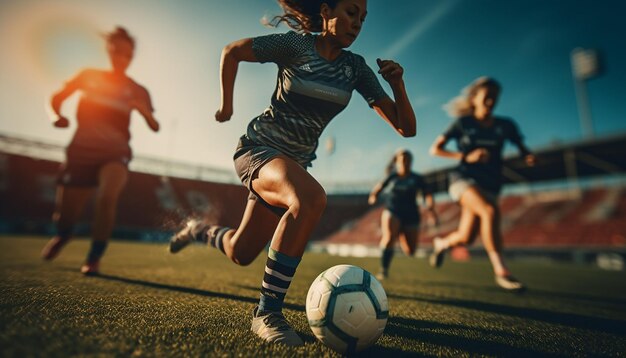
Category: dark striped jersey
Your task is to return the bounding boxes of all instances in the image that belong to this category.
[380,172,428,215]
[248,31,389,167]
[64,69,153,160]
[442,115,530,193]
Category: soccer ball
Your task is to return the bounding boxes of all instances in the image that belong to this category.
[306,264,388,353]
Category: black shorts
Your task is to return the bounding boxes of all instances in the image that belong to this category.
[448,171,499,204]
[57,152,130,188]
[233,136,288,217]
[386,208,420,228]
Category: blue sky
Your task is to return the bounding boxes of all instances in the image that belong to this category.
[1,0,624,185]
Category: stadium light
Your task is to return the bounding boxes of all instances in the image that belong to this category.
[570,48,603,139]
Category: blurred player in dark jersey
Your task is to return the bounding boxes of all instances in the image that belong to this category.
[368,149,437,280]
[41,27,160,275]
[429,77,535,292]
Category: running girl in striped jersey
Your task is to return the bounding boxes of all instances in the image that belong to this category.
[368,149,437,280]
[429,77,535,292]
[41,27,160,275]
[169,0,416,346]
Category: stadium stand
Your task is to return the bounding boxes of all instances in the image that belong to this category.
[1,133,625,253]
[0,148,364,241]
[324,186,626,248]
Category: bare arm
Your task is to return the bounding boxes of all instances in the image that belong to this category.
[429,135,464,160]
[215,38,258,122]
[368,181,385,205]
[131,98,160,132]
[370,59,416,137]
[49,71,84,128]
[430,135,490,163]
[517,143,536,166]
[511,136,536,166]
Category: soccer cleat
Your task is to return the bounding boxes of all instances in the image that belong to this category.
[169,219,206,254]
[429,237,447,268]
[495,275,526,292]
[250,307,304,346]
[80,261,100,276]
[41,236,70,261]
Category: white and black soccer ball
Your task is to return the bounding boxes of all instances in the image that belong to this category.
[306,264,388,354]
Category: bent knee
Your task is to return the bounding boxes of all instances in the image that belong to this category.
[477,203,496,219]
[306,187,327,212]
[231,255,255,266]
[229,245,257,266]
[456,231,477,245]
[291,188,327,216]
[227,240,258,267]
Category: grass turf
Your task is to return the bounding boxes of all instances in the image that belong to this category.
[1,236,625,357]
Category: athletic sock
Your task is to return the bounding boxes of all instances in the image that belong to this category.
[258,248,301,313]
[208,226,231,254]
[381,248,394,272]
[86,241,108,263]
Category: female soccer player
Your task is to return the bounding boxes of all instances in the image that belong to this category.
[368,149,437,280]
[169,0,416,346]
[41,27,160,275]
[429,77,535,291]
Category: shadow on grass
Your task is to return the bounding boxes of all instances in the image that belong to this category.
[389,292,626,335]
[232,285,434,356]
[93,273,306,312]
[414,278,626,307]
[384,316,561,357]
[349,344,425,357]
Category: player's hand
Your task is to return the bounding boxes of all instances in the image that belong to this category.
[368,194,377,205]
[129,99,150,116]
[215,107,232,123]
[53,116,70,128]
[465,148,490,163]
[525,154,536,167]
[376,58,404,86]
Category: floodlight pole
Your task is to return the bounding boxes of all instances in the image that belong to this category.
[573,78,594,139]
[571,48,600,139]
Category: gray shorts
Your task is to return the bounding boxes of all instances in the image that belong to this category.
[233,136,288,216]
[449,176,498,204]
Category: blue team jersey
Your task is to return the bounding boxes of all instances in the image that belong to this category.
[248,31,389,167]
[380,172,428,216]
[442,115,529,193]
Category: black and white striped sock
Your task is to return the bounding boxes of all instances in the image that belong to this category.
[208,226,231,255]
[258,248,301,313]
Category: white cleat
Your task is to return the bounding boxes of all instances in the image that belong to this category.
[250,307,304,346]
[429,237,447,268]
[495,275,526,292]
[169,219,202,254]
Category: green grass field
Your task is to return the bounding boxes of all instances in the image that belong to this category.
[1,236,625,357]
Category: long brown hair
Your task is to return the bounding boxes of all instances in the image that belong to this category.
[265,0,340,33]
[385,149,412,176]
